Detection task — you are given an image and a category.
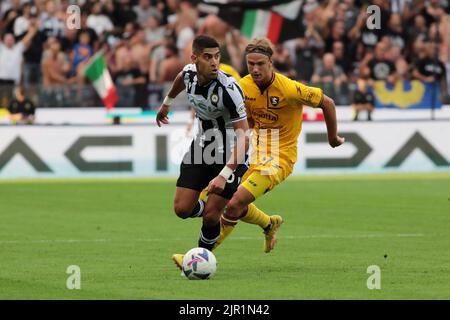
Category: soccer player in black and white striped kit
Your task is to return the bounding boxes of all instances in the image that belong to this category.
[156,35,249,267]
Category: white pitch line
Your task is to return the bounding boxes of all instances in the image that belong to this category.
[0,234,425,245]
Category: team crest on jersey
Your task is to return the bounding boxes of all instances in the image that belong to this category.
[211,93,219,104]
[270,96,279,106]
[237,103,245,115]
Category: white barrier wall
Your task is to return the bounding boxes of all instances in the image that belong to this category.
[0,121,449,178]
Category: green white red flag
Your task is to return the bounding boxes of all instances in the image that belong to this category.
[84,52,118,110]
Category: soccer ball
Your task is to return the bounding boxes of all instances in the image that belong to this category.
[182,247,217,280]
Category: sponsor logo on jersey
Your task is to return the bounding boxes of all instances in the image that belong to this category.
[254,110,278,123]
[245,95,256,101]
[270,96,279,106]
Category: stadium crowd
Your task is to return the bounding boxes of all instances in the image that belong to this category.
[0,0,449,119]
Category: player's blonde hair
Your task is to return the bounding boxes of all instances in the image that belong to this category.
[245,37,275,58]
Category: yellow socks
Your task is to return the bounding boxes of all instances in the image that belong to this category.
[240,203,271,229]
[213,215,238,250]
[199,189,208,202]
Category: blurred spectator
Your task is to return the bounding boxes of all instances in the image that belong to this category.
[13,2,32,37]
[129,27,151,74]
[272,43,296,79]
[352,78,374,121]
[421,0,447,26]
[133,0,161,27]
[294,11,324,82]
[23,19,47,86]
[39,0,65,38]
[311,53,347,104]
[407,14,428,45]
[386,13,406,50]
[112,0,137,30]
[341,0,359,33]
[8,85,35,124]
[413,41,448,101]
[324,20,348,53]
[144,12,165,44]
[0,22,38,85]
[197,15,245,74]
[114,54,147,108]
[361,42,397,84]
[0,0,21,34]
[174,1,197,64]
[332,41,352,75]
[157,43,183,83]
[41,36,73,107]
[70,30,94,78]
[86,2,114,37]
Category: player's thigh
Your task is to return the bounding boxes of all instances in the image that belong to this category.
[240,170,273,200]
[173,187,201,216]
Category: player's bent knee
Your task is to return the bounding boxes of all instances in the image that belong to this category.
[173,205,192,219]
[225,199,246,219]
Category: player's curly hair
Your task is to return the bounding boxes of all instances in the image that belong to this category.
[245,37,275,58]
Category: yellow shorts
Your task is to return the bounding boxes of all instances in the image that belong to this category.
[241,161,292,199]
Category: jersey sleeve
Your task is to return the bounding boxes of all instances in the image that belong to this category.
[181,64,195,86]
[287,79,324,108]
[222,81,247,123]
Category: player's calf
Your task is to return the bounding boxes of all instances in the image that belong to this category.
[198,207,222,250]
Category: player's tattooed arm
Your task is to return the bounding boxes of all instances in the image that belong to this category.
[319,95,345,148]
[156,72,186,127]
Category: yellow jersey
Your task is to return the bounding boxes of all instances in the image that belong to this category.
[219,63,241,81]
[239,72,323,174]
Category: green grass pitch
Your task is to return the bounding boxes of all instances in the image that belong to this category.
[0,173,449,299]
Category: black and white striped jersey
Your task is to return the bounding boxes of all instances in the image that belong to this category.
[182,63,247,153]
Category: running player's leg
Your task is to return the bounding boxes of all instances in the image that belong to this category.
[215,185,257,248]
[172,162,213,270]
[215,170,282,252]
[174,159,211,219]
[198,193,228,250]
[173,187,203,219]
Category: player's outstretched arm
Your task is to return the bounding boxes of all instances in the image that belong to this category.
[207,119,250,195]
[319,95,345,148]
[156,72,186,127]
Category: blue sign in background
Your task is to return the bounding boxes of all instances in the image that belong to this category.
[371,80,442,109]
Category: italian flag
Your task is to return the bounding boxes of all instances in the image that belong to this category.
[84,52,118,110]
[210,0,303,44]
[240,10,285,43]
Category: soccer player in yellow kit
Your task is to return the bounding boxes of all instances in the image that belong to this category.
[215,37,345,252]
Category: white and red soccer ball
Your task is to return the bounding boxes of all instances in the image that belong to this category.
[182,248,217,280]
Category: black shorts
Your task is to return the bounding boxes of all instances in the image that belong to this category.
[176,159,248,200]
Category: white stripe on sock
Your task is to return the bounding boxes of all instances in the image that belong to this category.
[200,231,219,244]
[192,200,204,217]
